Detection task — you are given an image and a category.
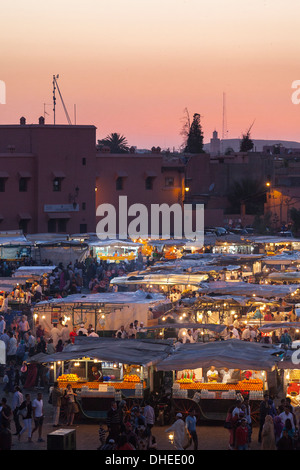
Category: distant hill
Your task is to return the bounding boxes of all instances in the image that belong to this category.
[204,139,300,153]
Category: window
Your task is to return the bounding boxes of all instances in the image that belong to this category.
[19,177,28,192]
[165,177,174,187]
[116,177,124,191]
[145,176,155,190]
[82,202,86,210]
[58,218,67,233]
[19,219,29,233]
[80,223,87,233]
[53,178,62,192]
[48,219,56,233]
[82,158,86,166]
[0,178,6,192]
[47,218,68,233]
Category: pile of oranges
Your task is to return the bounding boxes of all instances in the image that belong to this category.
[123,374,140,383]
[57,374,79,382]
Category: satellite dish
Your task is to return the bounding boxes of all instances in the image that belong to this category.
[209,183,215,192]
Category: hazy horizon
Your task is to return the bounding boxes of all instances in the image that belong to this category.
[1,0,300,150]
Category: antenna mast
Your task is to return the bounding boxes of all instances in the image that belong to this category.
[52,74,72,125]
[222,92,228,140]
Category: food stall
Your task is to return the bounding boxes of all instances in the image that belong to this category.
[32,290,167,334]
[87,239,142,263]
[28,337,173,420]
[156,339,284,422]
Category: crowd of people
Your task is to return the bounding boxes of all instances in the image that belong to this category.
[225,394,300,450]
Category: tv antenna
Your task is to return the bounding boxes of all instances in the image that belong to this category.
[52,74,72,125]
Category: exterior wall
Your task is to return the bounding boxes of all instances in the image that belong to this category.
[0,123,96,234]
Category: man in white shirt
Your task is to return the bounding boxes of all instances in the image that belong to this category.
[88,328,99,337]
[50,324,62,347]
[228,325,240,339]
[182,329,195,344]
[77,323,88,336]
[115,325,127,339]
[61,324,71,344]
[32,392,45,442]
[242,326,251,341]
[279,405,296,430]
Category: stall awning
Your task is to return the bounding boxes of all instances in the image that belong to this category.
[0,172,9,178]
[18,212,32,220]
[28,337,174,367]
[156,339,284,372]
[144,170,157,178]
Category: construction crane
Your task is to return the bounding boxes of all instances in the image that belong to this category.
[52,74,72,125]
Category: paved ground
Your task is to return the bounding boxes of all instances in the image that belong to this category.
[4,388,262,451]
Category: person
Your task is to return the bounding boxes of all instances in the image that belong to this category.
[69,326,77,344]
[106,401,122,442]
[17,393,33,442]
[98,424,108,449]
[207,366,219,382]
[258,393,276,443]
[12,385,24,436]
[17,315,30,339]
[46,338,56,355]
[91,365,103,382]
[0,423,12,450]
[235,418,249,450]
[116,434,136,450]
[261,414,276,450]
[165,413,188,450]
[0,315,6,335]
[99,438,116,450]
[61,324,71,344]
[7,331,17,364]
[280,330,292,347]
[221,368,232,383]
[50,381,64,427]
[77,323,88,336]
[277,429,294,450]
[279,405,296,431]
[185,409,198,450]
[50,324,62,348]
[65,383,79,426]
[243,397,252,445]
[115,325,127,339]
[282,418,295,440]
[182,329,195,344]
[143,400,155,446]
[232,400,244,419]
[88,328,98,337]
[0,397,12,430]
[133,408,146,432]
[124,421,138,449]
[31,392,44,442]
[274,415,284,445]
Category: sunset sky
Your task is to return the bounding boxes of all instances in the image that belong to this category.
[1,0,300,149]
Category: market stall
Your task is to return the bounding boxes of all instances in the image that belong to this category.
[32,290,168,334]
[88,239,142,263]
[28,337,173,420]
[156,339,284,422]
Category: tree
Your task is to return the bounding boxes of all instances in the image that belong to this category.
[183,113,205,154]
[239,122,255,152]
[227,178,267,215]
[97,132,130,153]
[290,207,300,235]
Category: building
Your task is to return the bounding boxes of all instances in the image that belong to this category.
[0,117,279,236]
[0,117,96,234]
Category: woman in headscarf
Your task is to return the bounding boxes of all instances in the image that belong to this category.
[261,414,276,450]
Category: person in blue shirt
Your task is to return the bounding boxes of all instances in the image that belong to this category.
[185,409,198,450]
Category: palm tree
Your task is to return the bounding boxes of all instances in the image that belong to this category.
[97,133,130,153]
[227,178,267,215]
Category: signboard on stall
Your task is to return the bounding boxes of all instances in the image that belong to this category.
[51,307,61,324]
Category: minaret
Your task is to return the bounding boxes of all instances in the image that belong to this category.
[210,130,221,156]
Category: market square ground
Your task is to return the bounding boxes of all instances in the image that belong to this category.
[3,389,264,451]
